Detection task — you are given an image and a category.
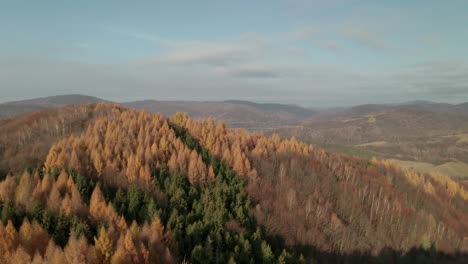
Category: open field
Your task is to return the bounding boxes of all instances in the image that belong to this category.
[355,141,388,147]
[455,133,468,144]
[321,144,375,159]
[387,158,468,179]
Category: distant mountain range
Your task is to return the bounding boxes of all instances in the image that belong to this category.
[2,94,467,121]
[2,94,468,179]
[0,94,104,118]
[123,99,317,129]
[0,95,318,129]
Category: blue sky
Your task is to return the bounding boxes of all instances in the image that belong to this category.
[1,0,468,106]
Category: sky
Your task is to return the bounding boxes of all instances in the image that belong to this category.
[1,0,468,107]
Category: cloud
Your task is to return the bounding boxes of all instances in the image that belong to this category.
[139,33,271,67]
[389,62,468,97]
[105,26,166,44]
[159,43,251,66]
[0,58,145,102]
[2,57,467,107]
[320,40,343,54]
[3,17,468,109]
[138,34,277,80]
[222,64,281,79]
[343,26,386,50]
[0,57,278,103]
[289,25,321,40]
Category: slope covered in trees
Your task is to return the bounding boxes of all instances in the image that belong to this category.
[0,95,105,119]
[0,103,120,176]
[271,107,468,179]
[174,113,468,262]
[0,104,467,263]
[1,106,302,263]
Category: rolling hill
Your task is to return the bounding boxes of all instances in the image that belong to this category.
[123,100,317,129]
[1,95,317,130]
[2,95,468,180]
[272,103,468,179]
[0,95,105,119]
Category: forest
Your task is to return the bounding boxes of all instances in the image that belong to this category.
[0,103,467,263]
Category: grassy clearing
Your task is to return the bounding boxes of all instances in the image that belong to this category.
[355,141,388,147]
[387,158,468,179]
[367,115,376,123]
[322,144,374,159]
[455,133,468,144]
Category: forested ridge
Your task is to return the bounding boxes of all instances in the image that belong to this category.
[0,103,467,263]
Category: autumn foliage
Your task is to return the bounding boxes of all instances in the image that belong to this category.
[45,109,209,188]
[0,105,467,263]
[174,112,468,258]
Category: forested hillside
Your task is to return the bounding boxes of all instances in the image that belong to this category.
[272,107,468,179]
[0,104,467,263]
[0,95,104,119]
[0,103,119,176]
[175,113,468,260]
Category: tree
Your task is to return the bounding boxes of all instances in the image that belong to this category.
[65,231,98,264]
[139,165,152,187]
[0,220,18,255]
[208,166,215,179]
[128,187,144,222]
[113,188,127,216]
[52,211,70,247]
[260,241,275,264]
[18,218,33,256]
[0,175,16,202]
[70,183,86,217]
[90,186,107,222]
[168,153,178,173]
[110,230,141,264]
[9,246,31,264]
[64,233,88,264]
[31,252,45,264]
[92,150,105,176]
[56,171,69,193]
[94,227,113,264]
[60,194,72,215]
[70,149,82,173]
[44,240,67,264]
[29,221,49,257]
[126,154,139,183]
[15,172,34,208]
[1,201,19,226]
[47,183,61,212]
[146,199,158,223]
[190,244,210,264]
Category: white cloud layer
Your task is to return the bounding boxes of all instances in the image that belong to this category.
[1,56,467,107]
[1,17,468,107]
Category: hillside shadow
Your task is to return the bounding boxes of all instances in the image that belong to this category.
[265,233,467,263]
[0,169,7,181]
[305,246,467,264]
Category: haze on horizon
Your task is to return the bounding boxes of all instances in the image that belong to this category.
[1,1,468,107]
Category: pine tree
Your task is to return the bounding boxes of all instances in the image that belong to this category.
[53,211,70,247]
